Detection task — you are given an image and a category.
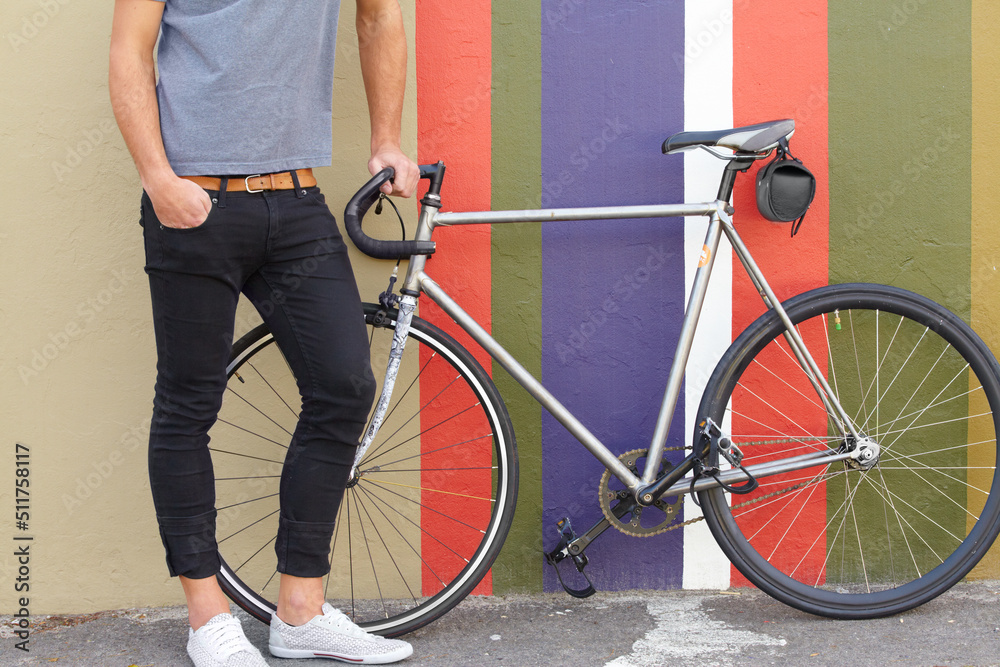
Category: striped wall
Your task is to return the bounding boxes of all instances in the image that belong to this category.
[412,0,1000,593]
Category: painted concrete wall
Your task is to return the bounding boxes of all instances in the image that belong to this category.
[0,0,418,612]
[474,1,1000,594]
[2,0,999,614]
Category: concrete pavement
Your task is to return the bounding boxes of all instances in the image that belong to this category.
[3,581,999,666]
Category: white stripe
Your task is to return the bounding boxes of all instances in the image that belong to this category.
[682,0,734,591]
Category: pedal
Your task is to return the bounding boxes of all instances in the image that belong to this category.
[696,419,759,496]
[544,518,596,599]
[718,436,744,468]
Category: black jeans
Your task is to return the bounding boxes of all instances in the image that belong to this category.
[141,185,375,579]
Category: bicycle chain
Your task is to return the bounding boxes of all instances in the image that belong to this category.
[599,445,815,538]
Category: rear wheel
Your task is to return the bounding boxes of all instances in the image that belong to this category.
[698,284,1000,618]
[212,303,518,636]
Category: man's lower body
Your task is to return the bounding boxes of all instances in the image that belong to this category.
[141,176,411,664]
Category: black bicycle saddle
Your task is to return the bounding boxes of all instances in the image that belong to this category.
[662,119,795,154]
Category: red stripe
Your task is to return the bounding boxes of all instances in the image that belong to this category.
[415,0,493,597]
[732,3,830,587]
[313,653,363,662]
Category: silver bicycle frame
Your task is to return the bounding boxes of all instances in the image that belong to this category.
[371,199,861,497]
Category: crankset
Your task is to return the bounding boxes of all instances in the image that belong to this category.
[599,448,682,537]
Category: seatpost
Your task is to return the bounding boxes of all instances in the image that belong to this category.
[716,156,756,203]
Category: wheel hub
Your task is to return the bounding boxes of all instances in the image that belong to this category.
[345,465,379,488]
[847,436,881,471]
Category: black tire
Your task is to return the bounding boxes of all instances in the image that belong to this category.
[697,283,1000,618]
[212,303,518,636]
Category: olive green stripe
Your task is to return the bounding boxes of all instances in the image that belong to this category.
[829,3,971,302]
[829,2,972,577]
[490,2,543,593]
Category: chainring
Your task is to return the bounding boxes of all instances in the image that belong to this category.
[599,448,683,537]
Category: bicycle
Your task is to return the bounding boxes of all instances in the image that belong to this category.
[207,119,1000,637]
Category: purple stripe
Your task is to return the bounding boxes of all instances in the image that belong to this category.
[541,1,687,591]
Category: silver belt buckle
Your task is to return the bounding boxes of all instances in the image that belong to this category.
[245,174,263,193]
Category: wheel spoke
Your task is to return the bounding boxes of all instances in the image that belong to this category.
[356,483,449,588]
[362,351,437,461]
[699,287,1000,616]
[363,402,483,467]
[362,477,492,534]
[213,311,515,633]
[355,483,421,603]
[247,361,300,420]
[224,386,295,438]
[361,433,493,472]
[353,490,389,620]
[215,419,290,451]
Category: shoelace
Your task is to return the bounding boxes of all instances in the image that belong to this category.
[200,618,252,660]
[314,607,372,640]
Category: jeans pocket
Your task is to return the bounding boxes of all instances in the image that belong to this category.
[157,207,216,234]
[142,191,216,234]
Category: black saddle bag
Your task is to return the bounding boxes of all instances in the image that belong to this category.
[755,137,816,236]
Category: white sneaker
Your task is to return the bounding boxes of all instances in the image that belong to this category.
[187,613,269,667]
[269,603,413,664]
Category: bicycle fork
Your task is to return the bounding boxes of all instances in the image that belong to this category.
[351,294,418,476]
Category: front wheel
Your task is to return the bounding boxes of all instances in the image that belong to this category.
[698,284,1000,618]
[211,303,518,636]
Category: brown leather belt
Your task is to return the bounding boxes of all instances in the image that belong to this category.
[181,169,317,192]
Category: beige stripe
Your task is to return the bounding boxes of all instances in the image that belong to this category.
[969,0,1000,579]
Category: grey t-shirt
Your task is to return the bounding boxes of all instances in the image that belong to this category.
[153,0,342,175]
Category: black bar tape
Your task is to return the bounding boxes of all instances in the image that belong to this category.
[343,167,436,260]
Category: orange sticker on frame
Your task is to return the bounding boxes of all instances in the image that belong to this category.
[698,245,711,267]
